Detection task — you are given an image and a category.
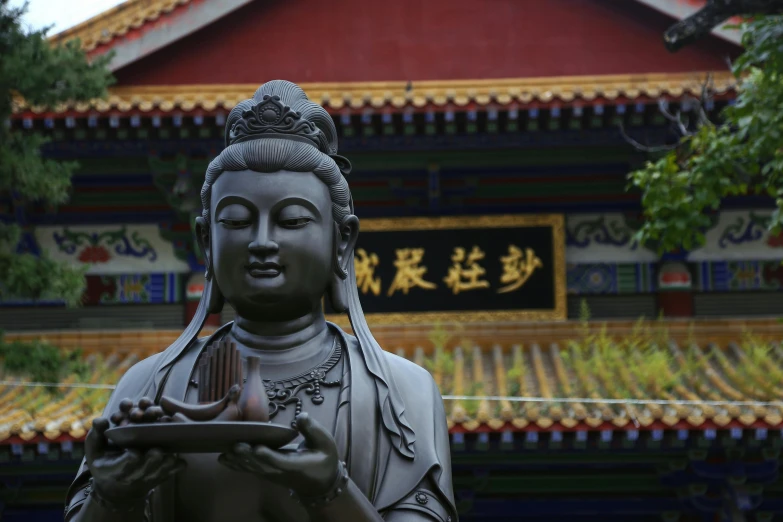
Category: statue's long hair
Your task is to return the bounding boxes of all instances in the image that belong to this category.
[142,81,416,459]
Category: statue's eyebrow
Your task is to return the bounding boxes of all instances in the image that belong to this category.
[214,195,254,215]
[271,196,322,220]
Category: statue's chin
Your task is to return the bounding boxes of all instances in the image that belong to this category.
[228,294,322,322]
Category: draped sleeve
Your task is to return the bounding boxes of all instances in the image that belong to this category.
[336,327,457,520]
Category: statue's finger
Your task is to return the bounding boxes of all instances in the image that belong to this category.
[148,453,183,480]
[85,417,110,462]
[142,406,162,423]
[295,413,335,451]
[129,407,145,423]
[136,448,165,478]
[232,442,253,457]
[217,453,244,472]
[253,445,295,472]
[145,448,165,465]
[118,448,142,473]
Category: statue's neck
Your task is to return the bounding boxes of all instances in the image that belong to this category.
[229,311,332,366]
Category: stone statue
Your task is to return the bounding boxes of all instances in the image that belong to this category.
[64,81,457,522]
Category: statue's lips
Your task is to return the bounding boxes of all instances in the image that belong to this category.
[246,262,282,277]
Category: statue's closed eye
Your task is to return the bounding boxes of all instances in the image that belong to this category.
[279,217,313,229]
[218,218,251,228]
[278,204,315,229]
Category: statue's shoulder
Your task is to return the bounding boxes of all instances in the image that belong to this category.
[110,352,162,399]
[380,350,445,420]
[382,351,438,392]
[339,328,438,394]
[119,352,161,384]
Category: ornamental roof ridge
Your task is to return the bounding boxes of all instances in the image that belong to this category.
[12,71,737,116]
[50,0,193,52]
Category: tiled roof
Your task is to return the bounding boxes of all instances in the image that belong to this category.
[49,0,192,52]
[2,330,782,443]
[428,340,783,432]
[12,72,736,116]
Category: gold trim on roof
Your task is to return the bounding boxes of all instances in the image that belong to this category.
[50,0,192,52]
[13,72,736,115]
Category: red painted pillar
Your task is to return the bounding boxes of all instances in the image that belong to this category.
[656,261,694,317]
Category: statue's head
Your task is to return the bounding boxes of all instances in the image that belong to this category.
[194,80,357,321]
[156,81,415,459]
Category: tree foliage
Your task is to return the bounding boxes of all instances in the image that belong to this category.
[0,0,113,305]
[0,330,88,385]
[629,15,783,253]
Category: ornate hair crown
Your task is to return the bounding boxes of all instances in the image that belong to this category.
[227,95,330,153]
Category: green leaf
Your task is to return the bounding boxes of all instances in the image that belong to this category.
[628,14,783,253]
[0,1,112,307]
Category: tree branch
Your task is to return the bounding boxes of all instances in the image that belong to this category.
[618,122,679,153]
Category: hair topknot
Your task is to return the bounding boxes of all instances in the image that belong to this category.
[224,80,338,155]
[205,81,350,227]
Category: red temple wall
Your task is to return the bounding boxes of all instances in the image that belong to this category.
[114,0,740,86]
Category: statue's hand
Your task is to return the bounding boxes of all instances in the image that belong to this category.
[218,412,340,495]
[85,417,186,507]
[109,397,166,426]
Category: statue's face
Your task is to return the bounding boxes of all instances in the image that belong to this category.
[207,169,335,321]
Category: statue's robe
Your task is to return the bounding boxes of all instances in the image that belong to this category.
[65,323,457,522]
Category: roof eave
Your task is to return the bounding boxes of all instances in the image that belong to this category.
[50,0,255,72]
[633,0,743,46]
[12,71,738,117]
[104,0,254,72]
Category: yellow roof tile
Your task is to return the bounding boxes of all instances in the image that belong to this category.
[49,0,192,52]
[12,72,737,116]
[3,322,783,442]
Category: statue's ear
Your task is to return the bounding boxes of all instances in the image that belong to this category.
[334,215,359,279]
[195,216,211,275]
[328,215,358,313]
[195,215,224,314]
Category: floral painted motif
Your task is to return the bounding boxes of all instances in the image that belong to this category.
[54,227,157,263]
[566,263,655,295]
[36,225,190,275]
[717,213,769,248]
[687,211,783,262]
[567,215,635,249]
[565,214,658,264]
[87,273,181,304]
[697,261,783,291]
[766,230,783,248]
[77,245,111,263]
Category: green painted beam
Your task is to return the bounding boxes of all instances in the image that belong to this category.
[73,157,152,175]
[348,146,634,172]
[0,462,80,476]
[68,193,170,206]
[473,181,626,198]
[452,452,689,466]
[348,187,401,201]
[0,486,67,505]
[453,473,667,493]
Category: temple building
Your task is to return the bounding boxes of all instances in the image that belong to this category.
[2,0,783,520]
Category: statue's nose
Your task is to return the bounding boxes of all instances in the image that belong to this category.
[248,228,279,255]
